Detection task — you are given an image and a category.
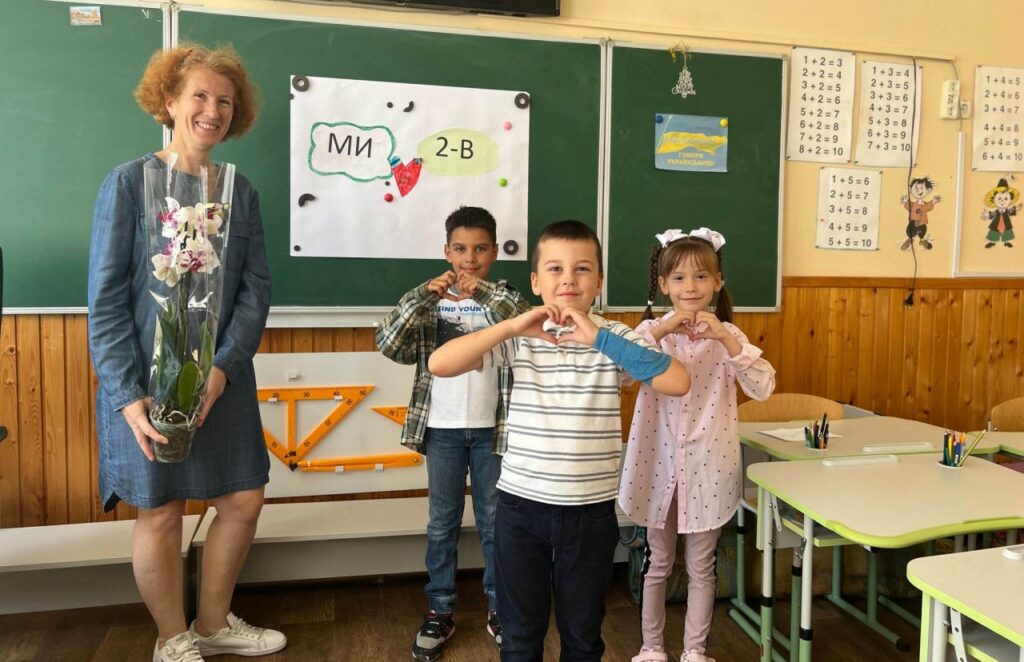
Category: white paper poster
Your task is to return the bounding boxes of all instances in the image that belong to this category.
[816,167,881,250]
[786,48,856,163]
[290,76,530,259]
[855,61,922,167]
[973,66,1024,172]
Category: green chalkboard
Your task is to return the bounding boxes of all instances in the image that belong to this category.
[179,11,602,308]
[606,46,783,309]
[1,1,162,308]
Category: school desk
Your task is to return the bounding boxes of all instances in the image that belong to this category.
[973,430,1024,547]
[740,416,1001,461]
[908,546,1024,662]
[748,454,1024,662]
[980,430,1024,460]
[730,416,999,658]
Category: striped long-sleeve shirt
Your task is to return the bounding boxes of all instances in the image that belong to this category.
[481,314,656,505]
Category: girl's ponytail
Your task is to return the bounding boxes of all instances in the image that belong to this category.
[642,244,663,320]
[714,285,733,324]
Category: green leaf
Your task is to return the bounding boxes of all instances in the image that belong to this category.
[154,312,180,404]
[199,322,215,384]
[176,361,201,414]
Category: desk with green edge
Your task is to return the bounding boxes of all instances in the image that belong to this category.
[981,430,1024,460]
[741,417,1000,462]
[748,455,1024,662]
[731,416,994,659]
[908,546,1024,662]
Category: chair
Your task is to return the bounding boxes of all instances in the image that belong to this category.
[990,396,1024,431]
[734,393,846,608]
[738,393,844,422]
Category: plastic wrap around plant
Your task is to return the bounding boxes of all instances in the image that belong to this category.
[143,154,235,463]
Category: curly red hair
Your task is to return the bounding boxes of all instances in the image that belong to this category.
[134,42,259,140]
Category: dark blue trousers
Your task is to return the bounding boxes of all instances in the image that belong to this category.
[495,490,619,662]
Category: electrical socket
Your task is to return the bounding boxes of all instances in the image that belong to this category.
[940,79,961,119]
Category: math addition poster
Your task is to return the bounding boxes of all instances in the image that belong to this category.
[290,76,530,260]
[654,114,729,173]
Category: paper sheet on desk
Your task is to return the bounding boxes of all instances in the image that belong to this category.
[758,428,843,442]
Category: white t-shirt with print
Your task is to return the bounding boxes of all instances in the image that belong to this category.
[427,293,500,428]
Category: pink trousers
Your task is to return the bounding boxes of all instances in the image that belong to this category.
[639,495,723,653]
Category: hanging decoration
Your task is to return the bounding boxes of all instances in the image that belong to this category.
[670,44,696,100]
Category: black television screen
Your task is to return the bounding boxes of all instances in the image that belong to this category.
[347,0,559,16]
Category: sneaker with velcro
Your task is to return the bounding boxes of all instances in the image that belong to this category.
[412,610,455,661]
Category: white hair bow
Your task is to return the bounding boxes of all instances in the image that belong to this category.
[655,227,726,251]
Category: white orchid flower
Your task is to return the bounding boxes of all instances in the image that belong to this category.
[151,253,180,286]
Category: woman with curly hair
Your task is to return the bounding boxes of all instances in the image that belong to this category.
[87,43,285,662]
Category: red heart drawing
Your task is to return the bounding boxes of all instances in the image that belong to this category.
[391,158,422,197]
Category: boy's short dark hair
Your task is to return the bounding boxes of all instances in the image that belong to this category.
[445,206,497,243]
[532,220,603,274]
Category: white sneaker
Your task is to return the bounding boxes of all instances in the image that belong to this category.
[632,647,669,662]
[189,612,287,657]
[681,651,714,662]
[154,631,205,662]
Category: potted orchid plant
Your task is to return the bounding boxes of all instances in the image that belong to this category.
[143,155,234,463]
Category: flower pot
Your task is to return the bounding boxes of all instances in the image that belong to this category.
[149,411,199,464]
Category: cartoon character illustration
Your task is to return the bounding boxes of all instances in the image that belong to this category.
[899,176,941,251]
[980,177,1021,248]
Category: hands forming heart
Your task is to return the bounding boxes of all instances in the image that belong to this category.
[516,305,599,347]
[675,312,710,340]
[427,270,481,302]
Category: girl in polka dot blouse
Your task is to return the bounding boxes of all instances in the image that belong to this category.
[620,228,776,662]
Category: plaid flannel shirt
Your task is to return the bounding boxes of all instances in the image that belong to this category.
[375,278,531,454]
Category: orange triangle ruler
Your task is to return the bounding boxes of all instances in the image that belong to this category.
[372,406,408,426]
[257,385,374,468]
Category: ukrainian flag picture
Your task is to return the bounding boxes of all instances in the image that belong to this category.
[654,113,729,173]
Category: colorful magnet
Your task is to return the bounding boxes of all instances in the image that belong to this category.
[389,155,401,166]
[499,178,508,187]
[384,193,394,202]
[297,193,316,207]
[720,118,728,127]
[503,121,513,130]
[292,76,310,92]
[655,115,664,124]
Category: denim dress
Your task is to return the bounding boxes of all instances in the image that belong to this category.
[87,153,271,511]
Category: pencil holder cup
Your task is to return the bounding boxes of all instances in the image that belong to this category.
[937,460,962,470]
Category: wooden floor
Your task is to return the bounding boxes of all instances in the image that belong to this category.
[0,566,920,662]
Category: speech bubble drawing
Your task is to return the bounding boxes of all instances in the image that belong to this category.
[416,128,498,176]
[308,121,396,181]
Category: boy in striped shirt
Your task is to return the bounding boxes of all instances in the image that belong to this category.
[429,220,690,661]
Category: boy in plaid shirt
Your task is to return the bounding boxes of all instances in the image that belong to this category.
[376,206,530,661]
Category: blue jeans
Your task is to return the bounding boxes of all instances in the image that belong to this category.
[424,427,501,614]
[495,491,619,662]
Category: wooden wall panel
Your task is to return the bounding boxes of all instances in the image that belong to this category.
[2,278,1023,528]
[41,315,68,525]
[65,316,92,524]
[15,316,43,527]
[0,317,21,528]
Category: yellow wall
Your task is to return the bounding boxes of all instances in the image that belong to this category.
[190,0,1023,278]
